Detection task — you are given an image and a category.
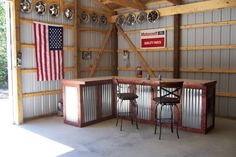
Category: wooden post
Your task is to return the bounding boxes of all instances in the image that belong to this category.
[117,25,156,78]
[173,1,181,78]
[112,24,118,76]
[77,0,81,78]
[13,0,23,124]
[88,25,113,77]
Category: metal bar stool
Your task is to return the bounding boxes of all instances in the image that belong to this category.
[153,81,183,139]
[115,79,139,131]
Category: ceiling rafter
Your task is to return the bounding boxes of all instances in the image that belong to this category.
[166,0,177,4]
[91,0,115,14]
[132,0,145,9]
[99,0,144,10]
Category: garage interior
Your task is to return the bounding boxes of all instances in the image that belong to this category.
[1,0,236,157]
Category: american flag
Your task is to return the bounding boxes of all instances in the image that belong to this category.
[33,22,64,81]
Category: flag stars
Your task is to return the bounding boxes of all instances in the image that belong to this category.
[49,26,63,50]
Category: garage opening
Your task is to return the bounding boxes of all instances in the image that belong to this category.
[0,0,13,124]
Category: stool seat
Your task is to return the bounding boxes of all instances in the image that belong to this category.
[117,93,138,100]
[153,97,180,104]
[115,79,139,131]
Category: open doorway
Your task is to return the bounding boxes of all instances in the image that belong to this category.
[0,0,13,124]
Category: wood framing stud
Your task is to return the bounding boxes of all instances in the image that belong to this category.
[117,25,156,78]
[13,0,24,125]
[88,25,114,77]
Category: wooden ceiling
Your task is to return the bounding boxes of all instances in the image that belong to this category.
[96,0,178,12]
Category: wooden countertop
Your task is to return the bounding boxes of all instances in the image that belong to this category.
[62,76,216,87]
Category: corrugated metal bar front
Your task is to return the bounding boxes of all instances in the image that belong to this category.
[136,85,152,120]
[83,86,97,123]
[101,83,113,117]
[182,88,202,129]
[64,86,78,123]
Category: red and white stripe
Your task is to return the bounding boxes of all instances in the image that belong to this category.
[33,22,64,81]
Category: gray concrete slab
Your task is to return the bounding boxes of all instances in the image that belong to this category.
[0,116,236,157]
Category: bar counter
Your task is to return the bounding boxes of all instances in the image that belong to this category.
[62,76,216,134]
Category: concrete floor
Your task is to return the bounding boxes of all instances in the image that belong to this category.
[1,110,236,157]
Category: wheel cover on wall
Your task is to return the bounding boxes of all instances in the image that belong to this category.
[137,11,147,24]
[35,1,47,15]
[20,0,32,13]
[126,13,136,26]
[147,10,160,23]
[116,15,126,26]
[49,4,59,17]
[80,11,90,23]
[64,8,73,20]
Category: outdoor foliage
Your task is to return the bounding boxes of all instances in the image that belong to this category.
[0,1,7,88]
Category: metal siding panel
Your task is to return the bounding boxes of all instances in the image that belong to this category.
[102,84,112,117]
[182,88,202,129]
[136,85,152,120]
[83,86,97,123]
[212,9,221,22]
[228,98,236,118]
[218,97,229,116]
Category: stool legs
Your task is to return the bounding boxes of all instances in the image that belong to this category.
[170,105,173,133]
[159,105,163,140]
[156,104,180,140]
[116,99,139,131]
[175,104,180,139]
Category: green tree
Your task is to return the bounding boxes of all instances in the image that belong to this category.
[0,1,7,88]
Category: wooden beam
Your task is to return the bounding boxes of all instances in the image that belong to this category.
[91,0,115,14]
[117,25,156,78]
[173,0,181,78]
[112,24,118,76]
[23,90,62,98]
[77,0,81,78]
[118,67,236,74]
[92,0,114,14]
[111,0,236,23]
[101,0,144,10]
[80,48,114,52]
[117,44,236,53]
[217,92,236,98]
[145,0,170,7]
[21,67,76,74]
[20,43,75,52]
[173,14,181,78]
[20,18,74,29]
[74,0,79,78]
[12,0,24,124]
[123,20,236,34]
[166,0,177,4]
[88,25,113,77]
[133,0,145,10]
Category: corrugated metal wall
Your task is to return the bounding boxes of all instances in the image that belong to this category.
[20,0,75,119]
[79,0,114,77]
[117,1,236,118]
[117,3,174,78]
[180,8,236,118]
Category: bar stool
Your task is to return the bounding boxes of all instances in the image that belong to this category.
[115,79,139,131]
[153,81,183,139]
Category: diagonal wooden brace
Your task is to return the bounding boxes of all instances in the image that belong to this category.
[116,25,156,78]
[88,25,114,77]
